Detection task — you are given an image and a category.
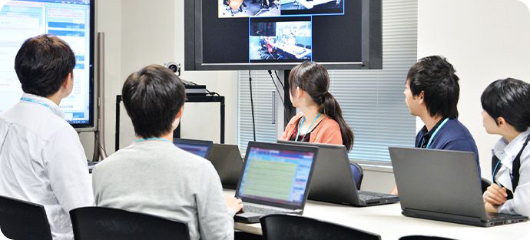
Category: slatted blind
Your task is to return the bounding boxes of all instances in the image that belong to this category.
[238,71,279,153]
[238,0,418,163]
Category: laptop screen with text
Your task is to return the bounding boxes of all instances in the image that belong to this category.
[237,146,315,207]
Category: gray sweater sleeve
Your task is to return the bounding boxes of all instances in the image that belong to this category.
[196,162,235,240]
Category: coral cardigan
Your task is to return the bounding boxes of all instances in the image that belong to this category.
[281,112,343,145]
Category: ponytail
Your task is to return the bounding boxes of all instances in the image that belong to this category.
[322,92,354,151]
[289,61,354,151]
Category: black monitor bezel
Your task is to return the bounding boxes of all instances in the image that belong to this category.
[72,0,95,129]
[184,0,382,71]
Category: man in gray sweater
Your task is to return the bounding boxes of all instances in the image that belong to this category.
[92,65,242,240]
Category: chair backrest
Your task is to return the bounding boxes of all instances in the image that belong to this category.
[0,195,52,240]
[350,161,364,190]
[260,214,380,240]
[70,207,190,240]
[400,236,457,240]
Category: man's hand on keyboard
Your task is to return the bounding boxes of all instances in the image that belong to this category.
[225,195,243,213]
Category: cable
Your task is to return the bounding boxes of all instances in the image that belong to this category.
[268,70,284,104]
[274,70,284,88]
[249,70,257,142]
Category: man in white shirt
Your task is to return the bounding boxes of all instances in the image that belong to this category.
[481,78,530,217]
[0,34,93,240]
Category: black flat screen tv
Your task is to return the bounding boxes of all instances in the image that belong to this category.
[185,0,381,70]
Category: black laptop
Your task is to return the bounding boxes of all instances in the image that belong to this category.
[207,144,244,189]
[173,138,213,158]
[234,141,319,223]
[389,147,528,227]
[279,141,399,207]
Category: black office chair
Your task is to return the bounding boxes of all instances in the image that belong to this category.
[351,162,364,190]
[260,214,381,240]
[400,236,457,240]
[0,195,53,240]
[70,206,190,240]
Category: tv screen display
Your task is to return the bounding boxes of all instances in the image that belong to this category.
[0,0,94,128]
[249,17,312,63]
[218,0,344,18]
[186,0,381,70]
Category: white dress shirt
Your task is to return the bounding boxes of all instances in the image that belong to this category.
[491,128,530,216]
[0,93,93,240]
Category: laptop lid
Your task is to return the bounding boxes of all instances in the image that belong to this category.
[173,138,214,158]
[277,140,360,205]
[207,144,243,189]
[389,147,487,220]
[235,141,318,211]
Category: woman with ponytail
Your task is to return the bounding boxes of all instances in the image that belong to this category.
[281,61,354,151]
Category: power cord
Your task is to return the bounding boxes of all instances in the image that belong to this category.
[274,70,284,88]
[249,70,257,142]
[268,70,284,104]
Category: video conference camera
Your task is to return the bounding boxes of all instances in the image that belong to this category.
[164,62,181,76]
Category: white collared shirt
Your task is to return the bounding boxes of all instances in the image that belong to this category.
[0,93,93,240]
[492,128,530,216]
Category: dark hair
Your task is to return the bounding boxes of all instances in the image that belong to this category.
[14,34,76,97]
[289,61,354,151]
[122,64,186,138]
[407,55,460,119]
[481,78,530,133]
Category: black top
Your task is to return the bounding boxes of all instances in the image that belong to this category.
[417,118,446,148]
[492,135,530,200]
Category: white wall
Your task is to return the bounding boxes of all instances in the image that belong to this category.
[174,0,239,145]
[417,0,530,179]
[81,0,240,158]
[79,0,122,159]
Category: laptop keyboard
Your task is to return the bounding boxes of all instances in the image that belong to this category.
[358,193,381,201]
[358,191,397,201]
[243,204,293,215]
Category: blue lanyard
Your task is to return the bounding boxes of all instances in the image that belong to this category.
[135,137,171,143]
[295,112,322,142]
[20,97,51,109]
[492,160,502,180]
[423,118,449,149]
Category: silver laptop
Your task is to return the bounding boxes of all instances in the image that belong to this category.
[279,141,399,207]
[207,144,243,189]
[389,147,528,227]
[234,141,319,223]
[172,138,213,158]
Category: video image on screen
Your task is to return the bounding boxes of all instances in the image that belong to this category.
[280,0,343,15]
[249,18,312,63]
[219,0,281,18]
[218,0,343,18]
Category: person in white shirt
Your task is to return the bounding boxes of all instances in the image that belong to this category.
[482,78,530,216]
[0,34,93,240]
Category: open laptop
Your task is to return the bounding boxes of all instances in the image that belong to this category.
[234,141,319,223]
[172,138,213,158]
[389,147,529,227]
[207,144,244,189]
[278,141,399,207]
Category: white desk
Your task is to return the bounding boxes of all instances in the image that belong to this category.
[226,190,530,240]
